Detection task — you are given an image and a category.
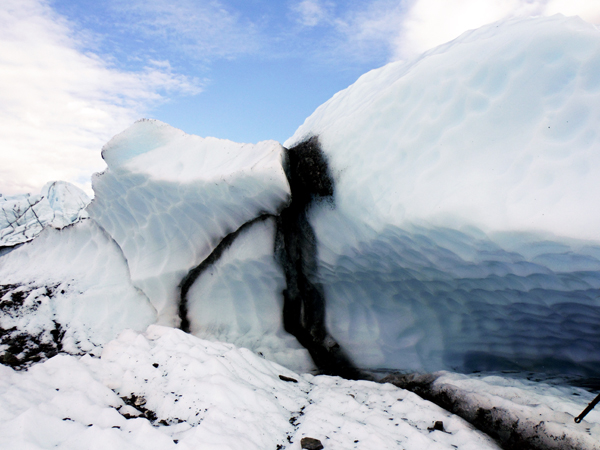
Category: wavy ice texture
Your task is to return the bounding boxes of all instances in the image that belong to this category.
[284,16,600,375]
[0,219,156,355]
[0,181,90,247]
[88,119,291,325]
[187,218,314,372]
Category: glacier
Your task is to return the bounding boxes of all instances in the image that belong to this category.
[284,14,600,376]
[2,13,600,449]
[42,14,600,378]
[1,181,89,248]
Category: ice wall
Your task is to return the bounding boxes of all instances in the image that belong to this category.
[88,119,291,325]
[0,181,89,247]
[285,15,600,375]
[187,217,313,372]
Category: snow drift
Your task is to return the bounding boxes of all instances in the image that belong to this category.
[0,220,156,365]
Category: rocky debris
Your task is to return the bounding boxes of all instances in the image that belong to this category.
[0,283,65,370]
[120,394,158,422]
[382,373,592,450]
[276,136,366,380]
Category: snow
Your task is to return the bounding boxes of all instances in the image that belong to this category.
[0,326,504,450]
[0,181,89,247]
[88,119,290,325]
[0,219,156,358]
[283,15,600,375]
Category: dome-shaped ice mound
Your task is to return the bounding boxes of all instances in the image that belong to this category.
[285,15,600,375]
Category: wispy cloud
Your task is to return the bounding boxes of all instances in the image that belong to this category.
[108,0,260,60]
[0,0,200,196]
[376,0,600,60]
[287,0,600,64]
[291,0,335,27]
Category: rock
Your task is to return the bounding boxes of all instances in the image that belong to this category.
[428,421,445,432]
[301,437,324,450]
[279,375,298,383]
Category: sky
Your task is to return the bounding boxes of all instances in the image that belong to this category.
[1,0,599,196]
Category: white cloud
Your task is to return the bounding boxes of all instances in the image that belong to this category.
[292,0,334,27]
[0,0,200,196]
[109,0,260,59]
[545,0,600,23]
[392,0,600,59]
[312,0,600,63]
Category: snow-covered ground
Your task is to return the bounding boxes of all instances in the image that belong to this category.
[1,326,599,450]
[0,326,497,450]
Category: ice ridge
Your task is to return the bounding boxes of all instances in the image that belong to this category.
[88,119,291,326]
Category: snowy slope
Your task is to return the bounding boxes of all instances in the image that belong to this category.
[88,119,291,325]
[1,181,89,247]
[284,15,600,375]
[0,326,505,450]
[3,326,600,450]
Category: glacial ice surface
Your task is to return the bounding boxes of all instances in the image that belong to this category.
[285,15,600,375]
[187,217,313,372]
[0,181,89,247]
[88,119,291,325]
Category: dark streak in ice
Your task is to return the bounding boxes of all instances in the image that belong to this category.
[178,214,276,333]
[276,136,366,380]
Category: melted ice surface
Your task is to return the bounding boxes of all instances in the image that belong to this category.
[88,120,290,324]
[1,181,90,247]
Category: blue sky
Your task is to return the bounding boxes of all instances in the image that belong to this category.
[1,0,599,195]
[49,0,404,144]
